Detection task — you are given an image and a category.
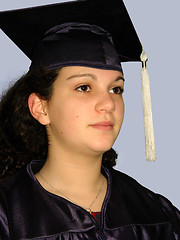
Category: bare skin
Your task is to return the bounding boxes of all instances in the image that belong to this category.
[29,66,124,212]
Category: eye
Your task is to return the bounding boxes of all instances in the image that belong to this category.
[109,87,124,94]
[76,85,91,92]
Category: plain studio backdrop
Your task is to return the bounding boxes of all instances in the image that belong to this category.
[0,0,179,209]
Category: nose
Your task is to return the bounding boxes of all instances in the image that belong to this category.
[95,92,115,113]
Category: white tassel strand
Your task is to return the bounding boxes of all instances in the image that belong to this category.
[140,50,156,161]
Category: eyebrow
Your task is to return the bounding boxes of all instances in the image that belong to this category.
[66,73,125,81]
[114,76,125,82]
[66,73,97,81]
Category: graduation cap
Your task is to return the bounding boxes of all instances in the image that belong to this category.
[0,0,156,161]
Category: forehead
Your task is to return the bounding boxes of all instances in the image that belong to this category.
[58,66,124,81]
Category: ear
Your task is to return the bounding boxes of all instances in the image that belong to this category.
[28,93,50,125]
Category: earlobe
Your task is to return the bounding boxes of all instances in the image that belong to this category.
[28,93,50,125]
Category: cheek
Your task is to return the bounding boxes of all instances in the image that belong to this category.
[116,98,125,119]
[60,100,85,127]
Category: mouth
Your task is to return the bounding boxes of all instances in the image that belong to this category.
[90,121,114,131]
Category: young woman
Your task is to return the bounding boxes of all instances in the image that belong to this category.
[0,1,179,239]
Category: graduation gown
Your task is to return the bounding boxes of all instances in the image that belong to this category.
[0,160,179,240]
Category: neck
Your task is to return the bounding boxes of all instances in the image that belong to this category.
[39,147,104,192]
[36,147,108,213]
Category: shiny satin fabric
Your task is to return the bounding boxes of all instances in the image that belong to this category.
[0,160,179,239]
[30,23,123,73]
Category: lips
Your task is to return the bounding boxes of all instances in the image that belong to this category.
[90,121,114,131]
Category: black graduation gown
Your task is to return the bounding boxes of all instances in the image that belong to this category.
[0,160,179,240]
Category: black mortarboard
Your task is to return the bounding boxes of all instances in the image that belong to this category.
[0,0,156,161]
[0,0,142,72]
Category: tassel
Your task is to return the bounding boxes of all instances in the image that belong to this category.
[140,50,156,161]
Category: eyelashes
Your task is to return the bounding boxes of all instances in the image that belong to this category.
[109,86,124,94]
[76,85,91,92]
[76,85,124,95]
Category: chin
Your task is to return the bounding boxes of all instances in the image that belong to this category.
[88,141,114,154]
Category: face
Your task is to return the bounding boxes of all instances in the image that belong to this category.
[44,66,124,156]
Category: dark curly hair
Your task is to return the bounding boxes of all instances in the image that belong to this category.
[0,68,118,180]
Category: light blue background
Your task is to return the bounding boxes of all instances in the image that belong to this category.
[0,0,179,209]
